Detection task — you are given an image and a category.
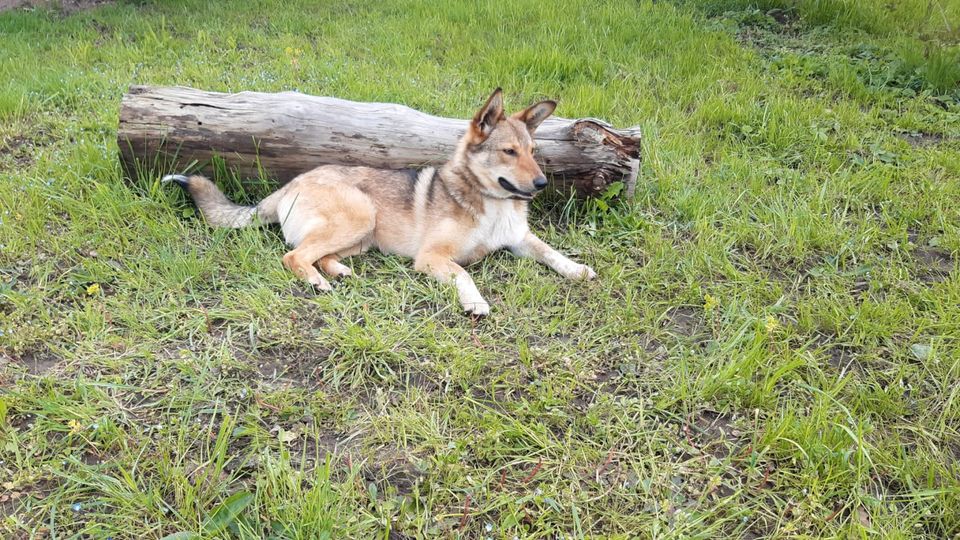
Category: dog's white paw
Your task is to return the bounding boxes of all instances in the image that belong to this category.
[462,300,490,317]
[324,260,352,279]
[310,277,333,292]
[564,264,597,280]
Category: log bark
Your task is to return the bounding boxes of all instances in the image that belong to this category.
[117,85,641,197]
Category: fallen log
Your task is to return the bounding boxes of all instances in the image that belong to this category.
[117,85,641,197]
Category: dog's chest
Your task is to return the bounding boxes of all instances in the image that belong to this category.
[460,200,528,261]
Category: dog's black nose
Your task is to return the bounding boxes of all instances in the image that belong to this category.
[533,176,548,190]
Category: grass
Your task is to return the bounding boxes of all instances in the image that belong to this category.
[1,0,960,537]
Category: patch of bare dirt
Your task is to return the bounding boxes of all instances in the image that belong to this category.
[579,335,666,403]
[662,306,703,338]
[766,8,796,26]
[733,8,802,53]
[7,348,62,376]
[850,275,870,297]
[361,446,424,496]
[274,430,359,473]
[0,498,19,522]
[913,247,954,282]
[249,345,331,389]
[811,334,863,375]
[0,135,38,170]
[898,131,947,147]
[80,450,105,466]
[730,244,812,285]
[402,368,439,393]
[689,410,746,460]
[0,485,34,524]
[824,344,860,373]
[0,477,57,523]
[275,423,424,497]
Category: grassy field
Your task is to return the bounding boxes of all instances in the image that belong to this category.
[2,0,960,537]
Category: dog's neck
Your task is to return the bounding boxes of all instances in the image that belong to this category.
[437,155,529,217]
[436,163,483,216]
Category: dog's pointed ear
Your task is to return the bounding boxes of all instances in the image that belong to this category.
[513,100,557,133]
[469,88,504,142]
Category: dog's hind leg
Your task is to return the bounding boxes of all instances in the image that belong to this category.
[284,227,372,290]
[278,185,375,291]
[284,228,370,291]
[284,247,333,291]
[317,254,353,279]
[283,212,374,292]
[316,223,376,279]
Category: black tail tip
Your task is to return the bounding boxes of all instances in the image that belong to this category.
[161,174,190,188]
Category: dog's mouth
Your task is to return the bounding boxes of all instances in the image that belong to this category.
[498,177,534,200]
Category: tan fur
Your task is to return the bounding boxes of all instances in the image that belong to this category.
[167,89,596,315]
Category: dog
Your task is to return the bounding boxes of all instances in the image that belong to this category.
[164,89,596,316]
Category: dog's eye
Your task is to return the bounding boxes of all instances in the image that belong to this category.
[502,148,517,156]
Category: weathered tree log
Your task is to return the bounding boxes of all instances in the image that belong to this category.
[118,85,641,197]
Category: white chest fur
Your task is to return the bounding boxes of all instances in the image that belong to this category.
[466,199,529,253]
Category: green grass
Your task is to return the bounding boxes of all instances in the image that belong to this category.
[2,0,960,537]
[684,0,960,38]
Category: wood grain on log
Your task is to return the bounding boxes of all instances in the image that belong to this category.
[118,85,641,196]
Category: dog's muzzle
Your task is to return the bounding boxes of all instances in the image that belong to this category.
[498,177,534,199]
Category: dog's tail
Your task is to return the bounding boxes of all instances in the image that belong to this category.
[162,174,282,228]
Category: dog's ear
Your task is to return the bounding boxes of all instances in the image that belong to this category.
[513,100,556,133]
[469,88,504,143]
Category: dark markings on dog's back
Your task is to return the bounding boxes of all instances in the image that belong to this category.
[398,168,419,185]
[426,168,438,204]
[398,168,419,209]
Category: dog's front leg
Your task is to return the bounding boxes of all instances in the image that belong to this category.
[510,232,597,280]
[415,249,490,316]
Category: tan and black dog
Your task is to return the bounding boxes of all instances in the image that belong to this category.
[164,89,596,315]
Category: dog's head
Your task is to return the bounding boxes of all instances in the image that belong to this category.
[459,88,556,200]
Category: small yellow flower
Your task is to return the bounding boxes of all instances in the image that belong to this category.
[764,314,779,333]
[68,419,83,434]
[86,283,100,296]
[703,293,719,312]
[284,46,293,55]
